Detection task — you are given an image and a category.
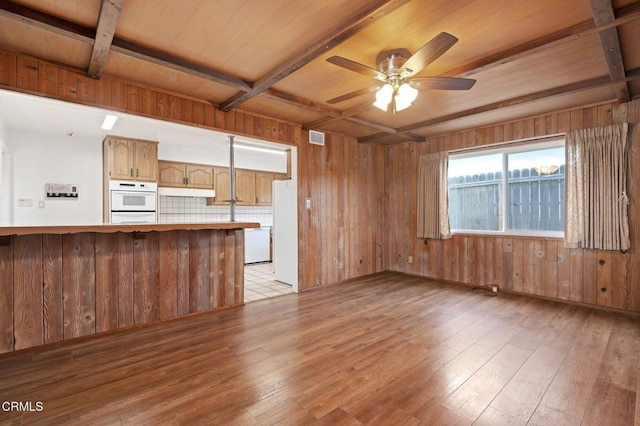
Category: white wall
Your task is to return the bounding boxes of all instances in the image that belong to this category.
[9,129,103,225]
[158,141,287,173]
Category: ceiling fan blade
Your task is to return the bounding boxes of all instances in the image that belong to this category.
[400,32,458,77]
[326,85,381,104]
[327,56,387,81]
[408,76,476,90]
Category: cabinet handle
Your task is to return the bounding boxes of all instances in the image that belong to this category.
[136,169,139,178]
[186,177,189,185]
[255,196,258,204]
[130,168,133,177]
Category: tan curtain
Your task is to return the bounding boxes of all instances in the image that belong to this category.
[417,152,451,239]
[565,122,630,250]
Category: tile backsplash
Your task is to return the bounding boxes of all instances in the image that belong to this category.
[159,196,273,226]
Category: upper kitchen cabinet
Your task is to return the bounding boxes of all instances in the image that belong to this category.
[159,161,214,189]
[213,167,231,205]
[103,136,158,182]
[255,171,273,205]
[235,169,256,206]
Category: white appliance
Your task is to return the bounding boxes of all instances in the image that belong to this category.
[244,227,270,264]
[273,179,298,289]
[109,180,157,224]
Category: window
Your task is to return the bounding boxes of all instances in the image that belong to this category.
[447,140,565,237]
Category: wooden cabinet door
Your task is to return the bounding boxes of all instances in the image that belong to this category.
[186,164,214,189]
[134,141,158,182]
[158,161,186,187]
[213,167,231,205]
[107,138,134,180]
[255,172,273,205]
[236,169,256,205]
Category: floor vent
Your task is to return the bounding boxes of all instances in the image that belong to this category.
[309,130,325,146]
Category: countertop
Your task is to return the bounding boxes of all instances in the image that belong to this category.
[0,222,260,236]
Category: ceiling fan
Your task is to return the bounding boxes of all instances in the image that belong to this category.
[326,32,476,113]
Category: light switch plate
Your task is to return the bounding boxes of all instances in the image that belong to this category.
[305,198,312,210]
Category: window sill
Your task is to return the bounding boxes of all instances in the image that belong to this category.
[450,230,564,240]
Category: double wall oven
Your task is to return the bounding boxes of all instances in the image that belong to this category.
[109,181,157,224]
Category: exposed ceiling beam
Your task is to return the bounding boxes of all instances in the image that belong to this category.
[344,116,397,134]
[87,0,124,79]
[262,88,340,118]
[358,67,640,143]
[589,0,630,102]
[218,0,411,112]
[448,1,640,79]
[0,0,251,91]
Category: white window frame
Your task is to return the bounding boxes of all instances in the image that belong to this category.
[448,139,565,238]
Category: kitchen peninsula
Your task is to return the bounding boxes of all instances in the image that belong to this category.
[0,222,259,354]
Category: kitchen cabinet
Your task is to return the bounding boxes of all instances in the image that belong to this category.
[255,171,274,205]
[158,160,213,189]
[236,169,256,206]
[210,167,282,206]
[103,136,158,182]
[213,167,231,205]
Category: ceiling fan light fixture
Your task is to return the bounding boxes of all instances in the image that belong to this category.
[394,83,418,112]
[373,83,394,111]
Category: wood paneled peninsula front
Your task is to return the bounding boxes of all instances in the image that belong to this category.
[0,222,258,354]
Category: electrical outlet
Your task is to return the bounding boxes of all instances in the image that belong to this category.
[492,285,498,294]
[407,256,413,264]
[38,201,45,209]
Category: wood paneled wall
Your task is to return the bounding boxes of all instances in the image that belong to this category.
[297,132,387,290]
[0,49,387,292]
[0,50,301,145]
[385,101,640,313]
[0,229,244,353]
[4,49,638,314]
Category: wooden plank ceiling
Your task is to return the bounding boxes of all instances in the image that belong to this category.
[0,0,639,144]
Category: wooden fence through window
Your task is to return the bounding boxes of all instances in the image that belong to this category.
[448,166,565,231]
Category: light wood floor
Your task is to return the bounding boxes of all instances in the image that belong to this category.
[0,272,638,425]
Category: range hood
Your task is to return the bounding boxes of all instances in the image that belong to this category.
[158,187,215,198]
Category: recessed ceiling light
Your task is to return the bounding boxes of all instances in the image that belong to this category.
[101,114,118,130]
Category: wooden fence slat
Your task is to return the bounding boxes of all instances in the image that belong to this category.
[557,244,571,300]
[158,231,178,320]
[16,56,38,91]
[117,233,134,329]
[0,51,17,87]
[95,234,119,333]
[133,232,159,324]
[512,239,523,293]
[596,251,612,307]
[582,249,598,305]
[63,233,96,339]
[0,238,14,353]
[37,61,58,96]
[43,235,63,343]
[177,231,190,315]
[14,235,43,350]
[544,240,558,299]
[225,231,236,305]
[189,230,210,313]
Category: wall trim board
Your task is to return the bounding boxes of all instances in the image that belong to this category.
[396,271,640,318]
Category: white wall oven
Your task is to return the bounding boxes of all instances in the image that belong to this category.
[109,181,157,224]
